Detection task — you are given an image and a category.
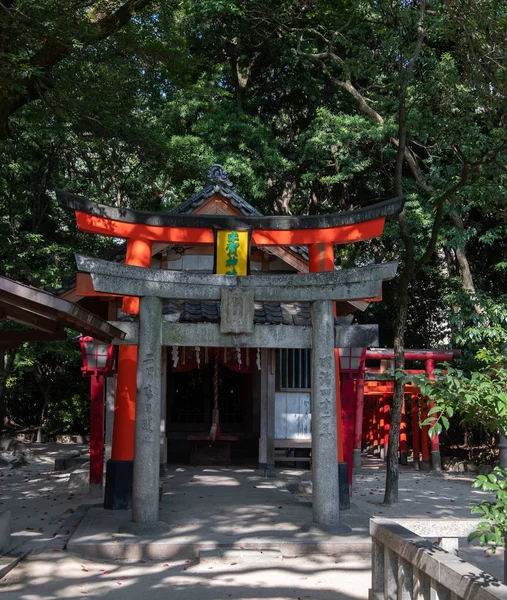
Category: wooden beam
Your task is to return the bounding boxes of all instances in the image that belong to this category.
[58,190,403,246]
[0,275,126,342]
[76,273,120,298]
[0,301,61,333]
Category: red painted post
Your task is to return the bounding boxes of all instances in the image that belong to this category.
[399,395,407,465]
[383,396,391,459]
[411,393,420,470]
[341,373,355,483]
[111,345,138,461]
[122,238,152,314]
[353,369,366,470]
[363,396,372,453]
[371,396,378,455]
[378,395,385,458]
[90,375,105,497]
[426,359,442,472]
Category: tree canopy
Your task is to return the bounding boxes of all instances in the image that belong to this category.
[1,0,506,498]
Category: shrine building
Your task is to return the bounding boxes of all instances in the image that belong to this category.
[58,165,402,533]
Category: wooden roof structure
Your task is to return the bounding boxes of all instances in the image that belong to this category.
[0,275,126,349]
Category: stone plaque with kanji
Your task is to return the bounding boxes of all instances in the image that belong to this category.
[220,288,255,333]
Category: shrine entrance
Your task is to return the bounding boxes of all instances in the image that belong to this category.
[167,348,258,464]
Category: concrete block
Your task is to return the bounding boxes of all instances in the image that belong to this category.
[54,456,88,471]
[391,518,481,539]
[68,469,89,491]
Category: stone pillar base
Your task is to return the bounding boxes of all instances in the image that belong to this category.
[430,451,442,473]
[263,464,275,478]
[302,522,352,535]
[119,521,170,537]
[420,460,430,472]
[104,459,133,510]
[413,458,420,471]
[353,449,362,471]
[89,482,103,499]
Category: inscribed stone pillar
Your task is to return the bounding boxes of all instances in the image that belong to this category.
[122,295,169,534]
[259,349,272,472]
[311,300,340,526]
[159,346,168,472]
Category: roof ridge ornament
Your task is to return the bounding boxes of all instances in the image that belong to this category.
[202,164,233,190]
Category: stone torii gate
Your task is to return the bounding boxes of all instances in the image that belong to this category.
[57,168,403,493]
[77,255,397,534]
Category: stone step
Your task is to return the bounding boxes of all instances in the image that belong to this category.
[198,548,282,563]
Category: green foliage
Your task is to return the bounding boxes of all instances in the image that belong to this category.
[468,468,507,551]
[5,337,89,435]
[414,365,507,438]
[0,0,506,435]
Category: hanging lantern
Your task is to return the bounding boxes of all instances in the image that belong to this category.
[338,347,366,374]
[78,336,114,377]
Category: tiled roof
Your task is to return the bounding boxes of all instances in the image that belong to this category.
[169,166,309,262]
[162,300,312,326]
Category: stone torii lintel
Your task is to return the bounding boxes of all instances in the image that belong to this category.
[109,321,379,349]
[75,255,398,303]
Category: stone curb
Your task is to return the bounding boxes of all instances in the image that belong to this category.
[0,504,92,579]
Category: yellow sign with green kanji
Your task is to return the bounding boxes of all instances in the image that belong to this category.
[215,230,249,276]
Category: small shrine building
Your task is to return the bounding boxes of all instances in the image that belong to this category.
[59,165,404,532]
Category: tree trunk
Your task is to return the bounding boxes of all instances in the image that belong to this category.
[33,364,50,443]
[276,181,296,215]
[449,213,483,315]
[384,263,410,503]
[383,0,426,503]
[0,349,16,428]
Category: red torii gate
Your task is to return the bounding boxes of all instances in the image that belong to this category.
[57,177,403,498]
[354,349,457,471]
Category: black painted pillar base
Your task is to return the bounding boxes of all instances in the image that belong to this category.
[338,462,350,511]
[399,452,408,466]
[431,451,442,473]
[104,459,133,510]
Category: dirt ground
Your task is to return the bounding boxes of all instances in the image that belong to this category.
[0,444,505,599]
